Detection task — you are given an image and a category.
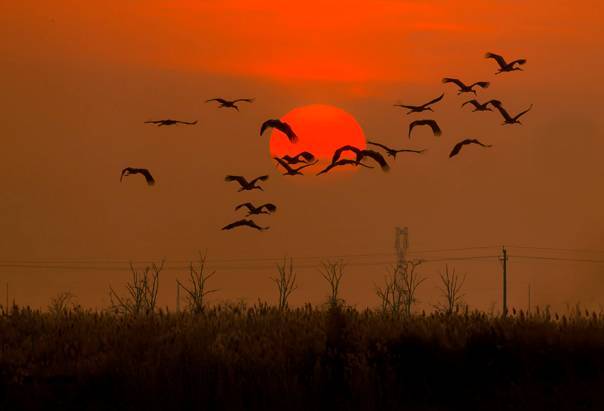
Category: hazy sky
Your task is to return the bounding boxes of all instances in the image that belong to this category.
[1,0,603,311]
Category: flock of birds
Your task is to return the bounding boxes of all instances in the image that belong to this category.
[120,52,531,231]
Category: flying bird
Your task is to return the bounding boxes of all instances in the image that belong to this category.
[206,98,255,111]
[490,101,533,125]
[394,93,444,114]
[222,219,268,231]
[461,99,500,112]
[316,159,374,176]
[144,119,198,126]
[273,158,318,176]
[449,139,493,158]
[442,78,490,95]
[408,119,442,139]
[235,202,277,216]
[485,52,527,74]
[279,151,316,164]
[260,119,298,143]
[367,141,426,158]
[330,145,390,172]
[225,175,269,191]
[120,168,155,186]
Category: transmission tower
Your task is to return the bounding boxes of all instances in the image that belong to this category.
[395,226,409,269]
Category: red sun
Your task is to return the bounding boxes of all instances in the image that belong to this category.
[269,104,366,172]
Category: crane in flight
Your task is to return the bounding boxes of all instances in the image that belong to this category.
[144,119,197,126]
[274,158,318,176]
[491,101,533,125]
[224,175,269,191]
[442,78,490,95]
[235,202,277,216]
[206,98,255,111]
[394,93,444,114]
[485,52,527,74]
[260,119,298,143]
[408,119,442,139]
[367,141,426,158]
[120,168,155,186]
[222,219,269,231]
[449,139,492,158]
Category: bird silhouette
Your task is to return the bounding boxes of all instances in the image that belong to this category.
[491,101,533,125]
[449,139,493,158]
[367,141,426,158]
[330,145,390,172]
[144,119,198,126]
[206,98,255,111]
[225,175,269,191]
[274,158,318,176]
[316,159,374,176]
[485,52,527,74]
[235,202,277,216]
[279,152,316,164]
[442,78,490,95]
[260,119,298,143]
[461,99,500,112]
[222,219,268,231]
[408,119,442,139]
[394,93,444,114]
[120,168,155,186]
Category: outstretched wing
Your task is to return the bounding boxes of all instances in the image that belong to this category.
[470,81,490,89]
[235,202,255,212]
[484,52,507,68]
[222,220,246,230]
[274,157,294,173]
[246,220,268,231]
[176,120,197,125]
[409,120,441,138]
[250,175,269,185]
[144,120,162,124]
[491,102,513,122]
[294,160,319,172]
[260,119,277,136]
[462,99,480,109]
[275,121,298,143]
[259,203,278,213]
[513,104,533,121]
[442,77,467,89]
[297,151,315,162]
[449,139,492,158]
[232,98,255,103]
[422,93,445,107]
[206,98,228,104]
[395,148,426,154]
[139,169,156,186]
[225,175,248,186]
[360,150,390,172]
[331,145,362,164]
[509,59,527,67]
[367,141,392,151]
[120,168,130,182]
[393,104,417,110]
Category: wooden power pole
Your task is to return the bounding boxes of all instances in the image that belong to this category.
[502,246,508,317]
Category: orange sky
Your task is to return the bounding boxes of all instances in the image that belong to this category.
[0,0,603,311]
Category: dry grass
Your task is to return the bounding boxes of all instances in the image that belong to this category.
[1,304,604,410]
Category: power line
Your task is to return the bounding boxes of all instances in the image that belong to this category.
[507,246,604,254]
[510,255,604,264]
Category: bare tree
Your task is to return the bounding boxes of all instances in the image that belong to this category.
[109,260,164,315]
[377,260,425,317]
[177,252,217,314]
[48,291,77,315]
[271,257,297,310]
[436,265,466,315]
[319,260,345,308]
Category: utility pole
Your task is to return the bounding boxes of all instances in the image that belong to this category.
[394,226,409,270]
[502,246,508,317]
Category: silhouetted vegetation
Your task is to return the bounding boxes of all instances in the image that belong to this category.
[1,303,604,410]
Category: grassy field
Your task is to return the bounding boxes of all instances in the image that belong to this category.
[1,304,604,410]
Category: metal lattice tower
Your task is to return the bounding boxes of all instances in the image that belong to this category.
[394,226,409,269]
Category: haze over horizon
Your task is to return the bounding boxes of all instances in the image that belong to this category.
[1,0,603,311]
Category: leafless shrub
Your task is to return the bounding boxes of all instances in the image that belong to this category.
[177,252,217,314]
[435,265,466,315]
[271,257,297,310]
[319,260,345,308]
[109,260,164,315]
[48,291,77,315]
